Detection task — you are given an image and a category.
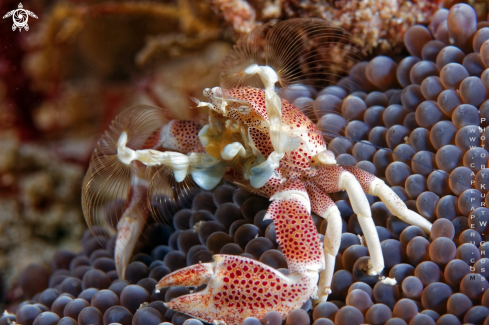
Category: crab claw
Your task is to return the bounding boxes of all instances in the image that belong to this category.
[156,263,214,288]
[157,179,323,325]
[157,255,315,325]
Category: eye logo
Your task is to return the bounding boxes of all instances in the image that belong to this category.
[2,3,38,32]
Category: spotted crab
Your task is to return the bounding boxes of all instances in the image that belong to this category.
[82,18,432,325]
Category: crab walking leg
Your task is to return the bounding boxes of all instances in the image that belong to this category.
[337,169,385,276]
[305,182,342,303]
[371,179,432,233]
[115,176,149,279]
[114,120,204,278]
[155,178,323,324]
[341,166,432,233]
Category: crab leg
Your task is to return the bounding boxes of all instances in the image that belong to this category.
[315,164,432,279]
[115,175,148,279]
[118,128,225,191]
[338,170,385,276]
[341,166,432,233]
[156,178,323,324]
[113,119,205,279]
[305,182,342,303]
[371,182,432,233]
[315,165,386,276]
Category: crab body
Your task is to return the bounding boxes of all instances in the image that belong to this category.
[201,86,326,190]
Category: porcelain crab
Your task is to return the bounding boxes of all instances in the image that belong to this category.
[82,18,432,324]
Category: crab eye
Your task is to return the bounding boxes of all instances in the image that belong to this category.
[238,105,251,116]
[203,88,211,97]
